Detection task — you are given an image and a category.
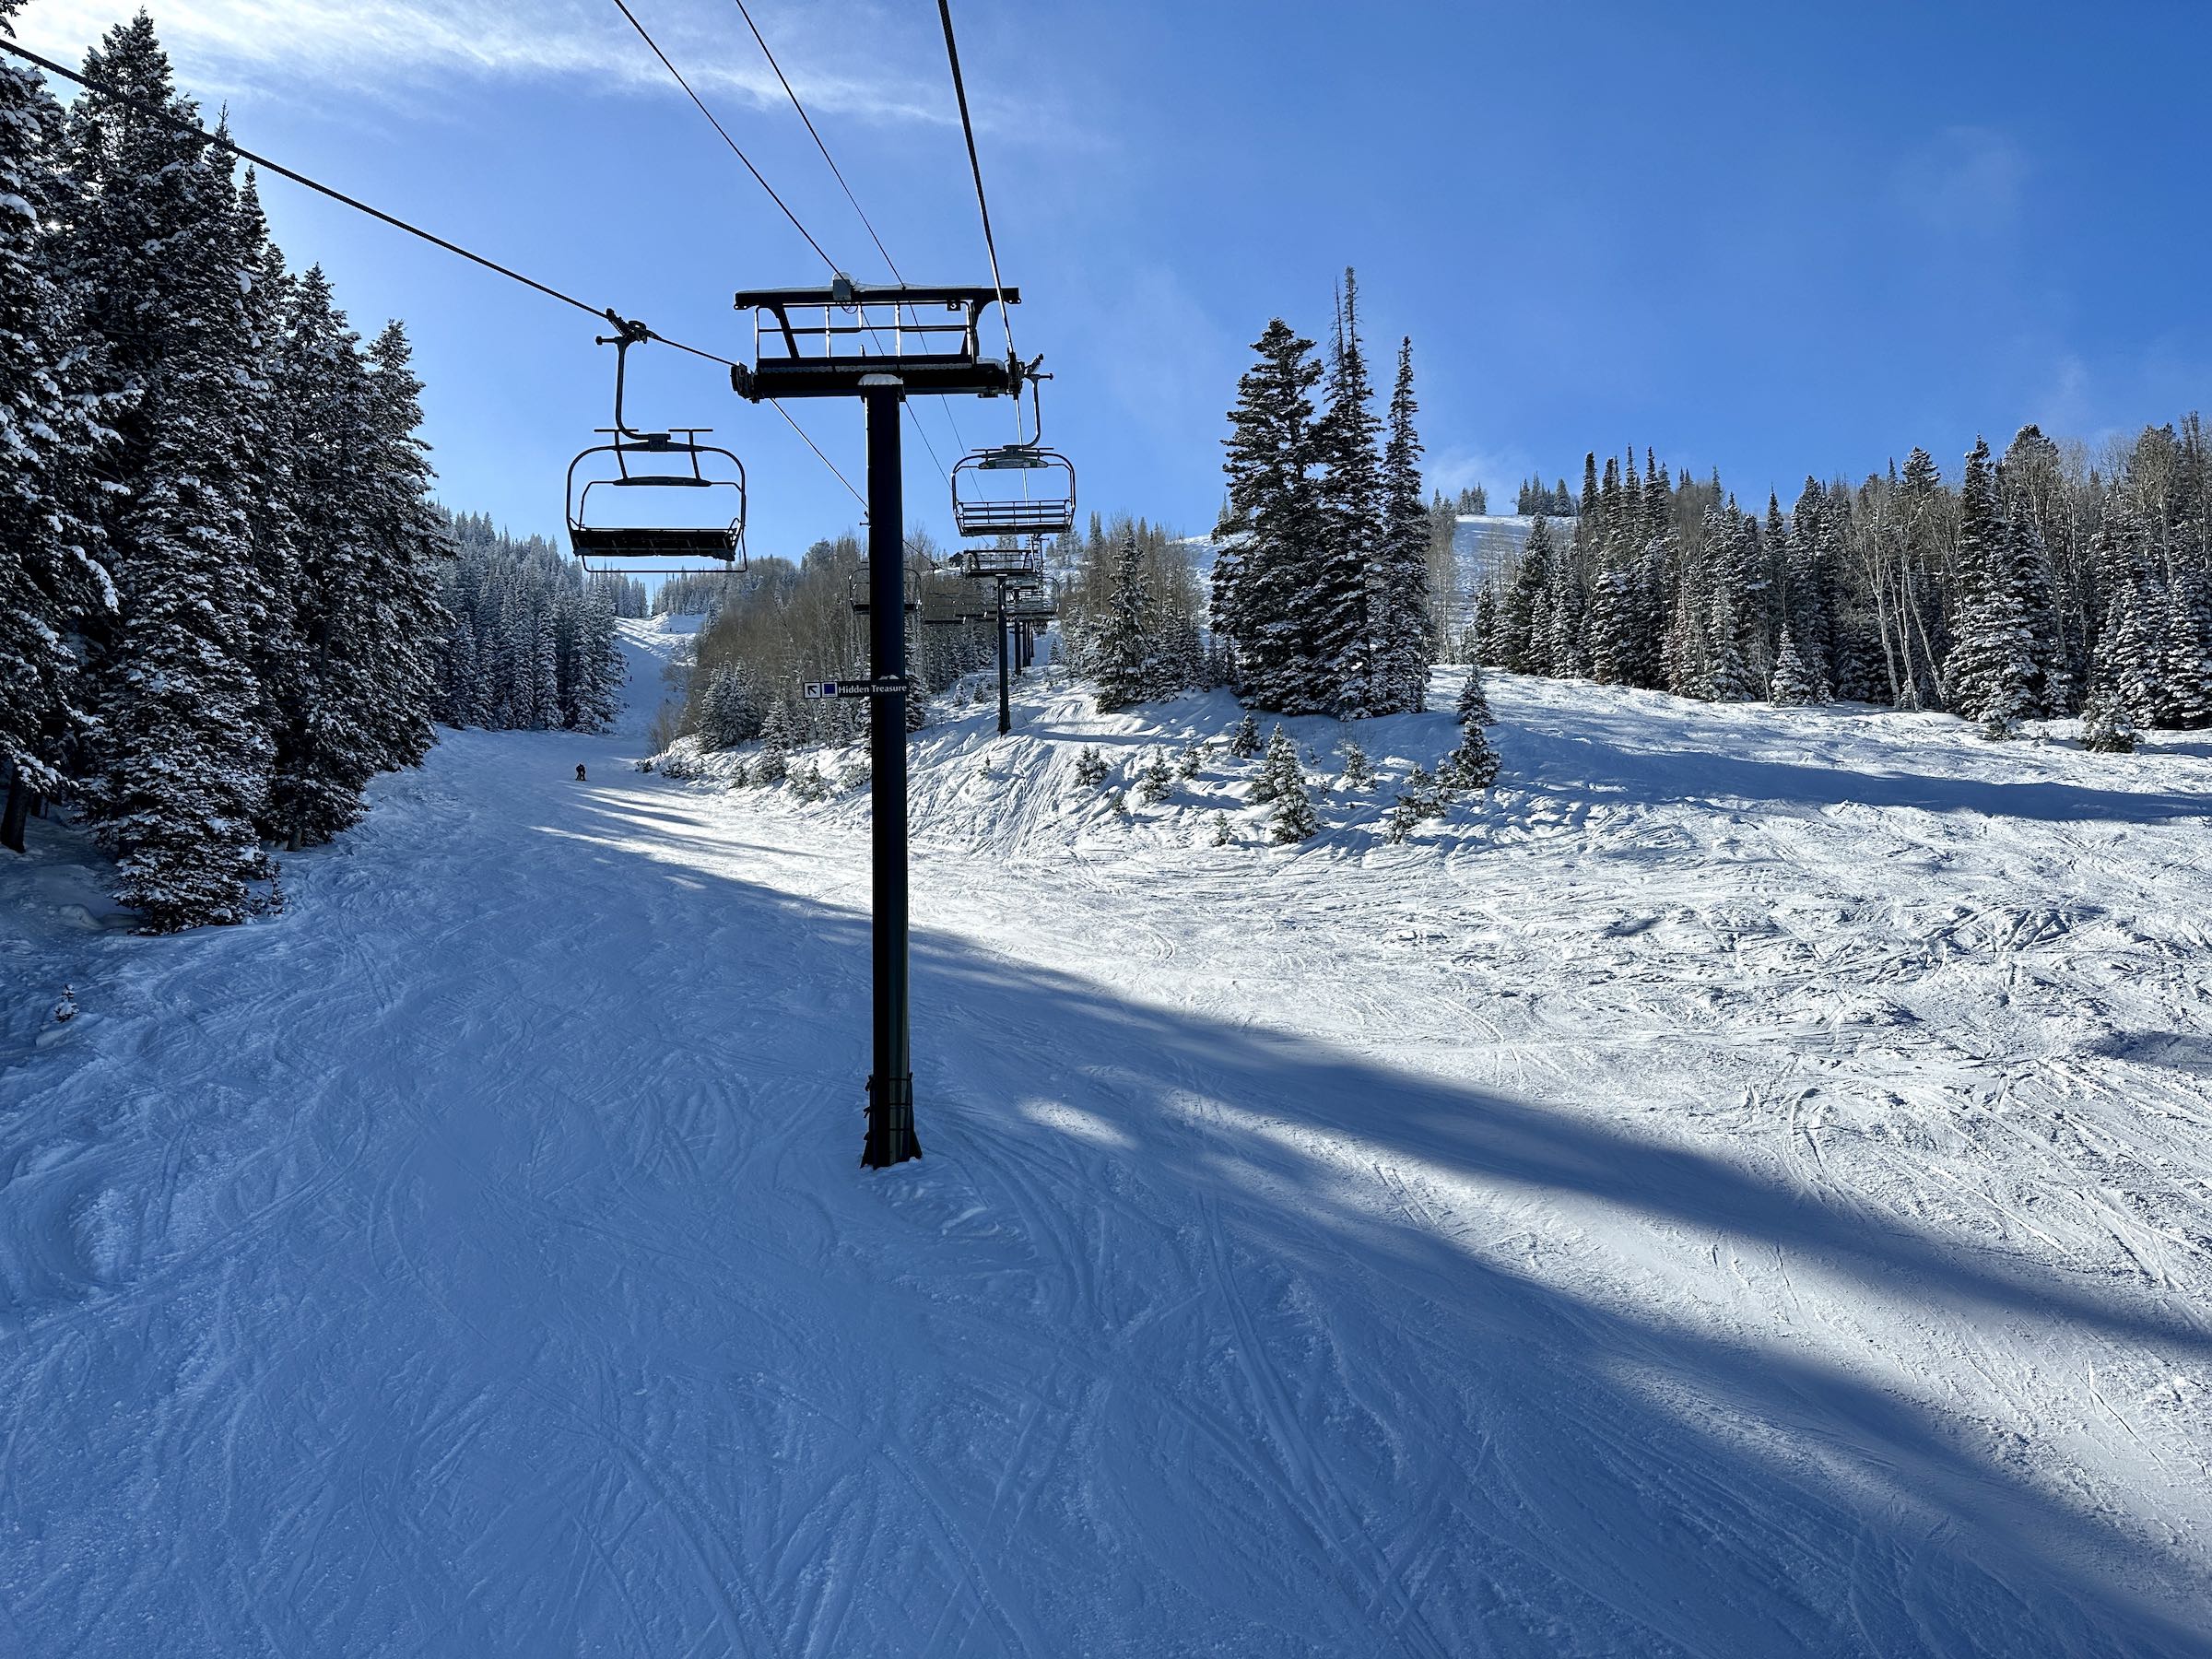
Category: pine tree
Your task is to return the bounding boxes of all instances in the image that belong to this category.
[1312,270,1382,715]
[1338,738,1373,788]
[1217,319,1324,711]
[2093,509,2168,727]
[1467,585,1501,665]
[1585,565,1638,684]
[1768,627,1819,705]
[1435,667,1500,788]
[358,320,448,764]
[1250,724,1300,805]
[84,73,274,926]
[754,702,792,784]
[1373,336,1432,713]
[1136,749,1172,805]
[2159,555,2212,727]
[1227,712,1262,759]
[0,16,115,842]
[2079,666,2137,752]
[1501,516,1555,671]
[1095,528,1159,712]
[1456,666,1495,725]
[1941,438,2035,735]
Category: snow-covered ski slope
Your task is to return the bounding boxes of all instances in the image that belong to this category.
[6,616,2212,1656]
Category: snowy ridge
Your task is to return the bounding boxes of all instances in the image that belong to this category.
[6,629,2212,1654]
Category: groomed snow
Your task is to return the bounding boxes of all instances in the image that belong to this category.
[5,617,2210,1655]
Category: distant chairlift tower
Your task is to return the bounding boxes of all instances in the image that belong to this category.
[949,383,1076,735]
[730,276,1030,1169]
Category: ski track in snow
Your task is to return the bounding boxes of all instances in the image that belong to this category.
[4,618,2212,1655]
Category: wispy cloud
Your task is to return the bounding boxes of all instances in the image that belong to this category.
[1426,441,1537,504]
[14,0,963,127]
[1892,124,2030,238]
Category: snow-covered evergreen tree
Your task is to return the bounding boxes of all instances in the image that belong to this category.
[0,10,115,844]
[1441,700,1500,789]
[1217,319,1324,712]
[1501,516,1555,672]
[1768,627,1819,705]
[1312,270,1382,716]
[1942,438,2036,735]
[1372,335,1432,713]
[1250,724,1300,806]
[1095,528,1163,712]
[1135,749,1172,805]
[78,51,273,926]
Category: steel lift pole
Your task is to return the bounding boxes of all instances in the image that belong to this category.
[994,574,1013,736]
[862,378,918,1168]
[732,279,1026,1169]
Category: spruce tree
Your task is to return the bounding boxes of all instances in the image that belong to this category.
[1768,627,1818,705]
[1456,666,1496,726]
[1501,516,1555,671]
[0,15,114,842]
[1136,749,1172,805]
[1095,528,1158,712]
[1467,585,1501,665]
[1312,270,1382,715]
[1373,336,1432,713]
[1218,319,1324,712]
[359,320,448,765]
[88,88,274,926]
[1441,675,1500,787]
[2159,556,2212,727]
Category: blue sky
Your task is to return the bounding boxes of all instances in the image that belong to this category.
[18,0,2210,549]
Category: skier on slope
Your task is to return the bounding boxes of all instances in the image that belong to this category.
[575,763,587,782]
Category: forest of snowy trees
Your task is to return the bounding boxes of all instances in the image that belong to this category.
[678,532,1003,750]
[433,513,630,735]
[1054,513,1221,711]
[1211,269,1434,719]
[0,12,451,928]
[1472,419,2212,746]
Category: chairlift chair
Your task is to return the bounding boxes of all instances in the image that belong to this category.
[959,543,1045,580]
[950,444,1076,540]
[849,559,922,616]
[566,323,747,576]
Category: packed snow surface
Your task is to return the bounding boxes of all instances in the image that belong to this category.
[6,617,2212,1655]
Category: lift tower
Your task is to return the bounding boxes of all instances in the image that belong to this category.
[731,278,1026,1168]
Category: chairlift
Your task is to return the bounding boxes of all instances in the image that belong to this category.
[849,559,922,616]
[959,543,1044,580]
[950,376,1076,539]
[566,321,747,575]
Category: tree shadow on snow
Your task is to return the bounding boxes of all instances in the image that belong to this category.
[496,783,2212,1655]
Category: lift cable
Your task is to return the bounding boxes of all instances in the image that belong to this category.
[722,0,969,460]
[770,399,865,508]
[609,0,836,272]
[615,0,955,486]
[933,0,1021,443]
[0,35,865,513]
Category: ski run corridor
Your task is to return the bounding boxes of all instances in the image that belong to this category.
[6,617,2212,1658]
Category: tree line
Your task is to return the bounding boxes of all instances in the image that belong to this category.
[1472,421,2212,745]
[1054,513,1224,711]
[0,12,452,928]
[1211,268,1434,718]
[433,512,629,735]
[677,532,1002,750]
